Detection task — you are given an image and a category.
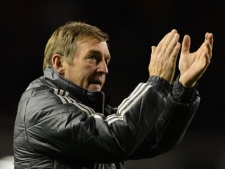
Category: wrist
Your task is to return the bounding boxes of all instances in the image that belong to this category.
[179,77,196,88]
[172,76,199,102]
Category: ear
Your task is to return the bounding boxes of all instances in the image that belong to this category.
[52,54,65,75]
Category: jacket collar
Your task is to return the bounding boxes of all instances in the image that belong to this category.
[43,68,109,113]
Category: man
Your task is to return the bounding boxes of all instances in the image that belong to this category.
[13,21,213,169]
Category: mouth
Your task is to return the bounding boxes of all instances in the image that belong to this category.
[88,80,103,91]
[90,80,102,85]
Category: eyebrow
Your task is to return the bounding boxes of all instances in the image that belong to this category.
[88,49,111,60]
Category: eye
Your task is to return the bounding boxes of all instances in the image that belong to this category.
[88,55,96,60]
[86,54,98,64]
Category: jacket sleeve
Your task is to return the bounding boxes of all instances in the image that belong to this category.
[127,76,200,160]
[21,76,177,163]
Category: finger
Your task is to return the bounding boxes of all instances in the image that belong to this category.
[151,46,156,54]
[209,33,214,46]
[170,42,181,63]
[200,50,211,67]
[150,46,157,63]
[200,33,213,59]
[155,29,177,54]
[161,29,178,52]
[165,32,180,57]
[181,35,191,55]
[154,33,169,54]
[205,40,213,59]
[206,32,213,48]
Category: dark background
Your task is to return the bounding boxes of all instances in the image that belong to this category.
[1,0,225,168]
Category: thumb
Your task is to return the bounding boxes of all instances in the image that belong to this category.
[151,46,156,54]
[181,35,191,55]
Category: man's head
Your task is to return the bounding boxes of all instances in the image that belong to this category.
[43,21,110,92]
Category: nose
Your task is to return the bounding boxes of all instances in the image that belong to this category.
[97,60,108,74]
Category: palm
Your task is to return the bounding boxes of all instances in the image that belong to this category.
[178,33,213,87]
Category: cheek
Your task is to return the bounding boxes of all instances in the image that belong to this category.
[73,67,90,83]
[64,66,78,83]
[65,63,96,86]
[83,65,95,75]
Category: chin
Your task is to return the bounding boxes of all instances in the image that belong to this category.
[88,88,101,92]
[93,89,101,92]
[88,84,102,92]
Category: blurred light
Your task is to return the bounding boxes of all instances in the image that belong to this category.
[0,156,14,169]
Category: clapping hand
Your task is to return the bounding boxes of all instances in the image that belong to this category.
[178,33,213,88]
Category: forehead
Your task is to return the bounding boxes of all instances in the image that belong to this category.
[77,38,110,57]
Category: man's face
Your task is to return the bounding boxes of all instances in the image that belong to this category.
[63,38,110,92]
